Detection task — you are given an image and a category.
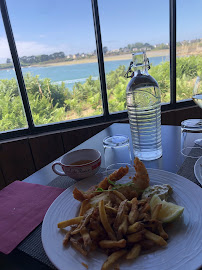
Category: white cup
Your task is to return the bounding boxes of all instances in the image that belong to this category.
[52,149,101,180]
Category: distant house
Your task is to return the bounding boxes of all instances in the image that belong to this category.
[6,58,12,64]
[67,54,73,59]
[73,53,80,59]
[123,48,130,53]
[111,49,119,53]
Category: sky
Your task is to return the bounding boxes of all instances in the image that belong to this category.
[0,0,201,61]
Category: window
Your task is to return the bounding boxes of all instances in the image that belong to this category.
[176,0,202,102]
[98,0,170,111]
[0,0,200,140]
[0,14,27,132]
[6,0,102,126]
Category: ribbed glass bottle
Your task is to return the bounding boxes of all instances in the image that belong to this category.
[126,52,162,160]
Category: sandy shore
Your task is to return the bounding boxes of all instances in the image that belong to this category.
[31,49,170,68]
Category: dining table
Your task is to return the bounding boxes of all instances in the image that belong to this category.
[0,123,202,270]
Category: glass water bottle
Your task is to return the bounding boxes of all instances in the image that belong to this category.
[125,51,162,161]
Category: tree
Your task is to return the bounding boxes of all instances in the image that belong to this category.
[103,47,108,54]
[134,42,144,49]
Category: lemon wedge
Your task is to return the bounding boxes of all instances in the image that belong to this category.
[150,194,184,223]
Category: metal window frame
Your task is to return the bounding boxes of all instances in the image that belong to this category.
[170,0,177,105]
[0,0,196,141]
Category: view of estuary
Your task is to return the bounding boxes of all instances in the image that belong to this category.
[0,56,168,90]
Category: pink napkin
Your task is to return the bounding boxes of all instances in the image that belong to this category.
[0,180,64,254]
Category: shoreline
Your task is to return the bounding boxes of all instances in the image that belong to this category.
[31,48,202,68]
[1,48,202,70]
[0,50,168,70]
[31,49,169,68]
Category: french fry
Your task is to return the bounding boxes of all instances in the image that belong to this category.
[151,204,162,220]
[127,230,145,243]
[99,239,126,249]
[57,216,83,228]
[81,262,88,269]
[117,215,128,240]
[139,202,150,214]
[105,205,118,216]
[80,227,92,248]
[138,212,151,221]
[126,244,141,260]
[101,250,127,270]
[70,238,88,256]
[111,190,126,201]
[71,208,94,235]
[144,229,167,246]
[63,229,72,246]
[89,230,99,239]
[90,228,107,243]
[79,199,91,216]
[157,222,168,240]
[128,197,139,225]
[63,228,73,246]
[89,220,104,234]
[99,200,116,240]
[127,222,144,234]
[114,200,128,231]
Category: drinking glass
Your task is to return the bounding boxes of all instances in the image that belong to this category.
[192,76,202,146]
[103,135,132,170]
[181,76,202,158]
[181,131,202,158]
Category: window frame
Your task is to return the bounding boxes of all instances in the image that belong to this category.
[0,0,196,141]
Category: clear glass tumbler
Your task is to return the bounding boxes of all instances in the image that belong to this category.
[103,135,132,169]
[181,120,202,158]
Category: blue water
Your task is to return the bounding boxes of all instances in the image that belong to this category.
[0,55,168,90]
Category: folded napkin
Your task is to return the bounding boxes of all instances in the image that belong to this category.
[0,180,64,254]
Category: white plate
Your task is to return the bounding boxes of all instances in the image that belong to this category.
[42,169,202,270]
[194,156,202,185]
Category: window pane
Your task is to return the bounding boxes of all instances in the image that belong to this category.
[6,0,102,126]
[98,0,170,113]
[0,16,27,132]
[176,0,202,102]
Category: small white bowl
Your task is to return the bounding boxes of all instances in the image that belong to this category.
[52,149,101,180]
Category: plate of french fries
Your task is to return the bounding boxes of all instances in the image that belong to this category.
[42,158,202,270]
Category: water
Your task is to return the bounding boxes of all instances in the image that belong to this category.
[126,86,162,161]
[0,55,168,90]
